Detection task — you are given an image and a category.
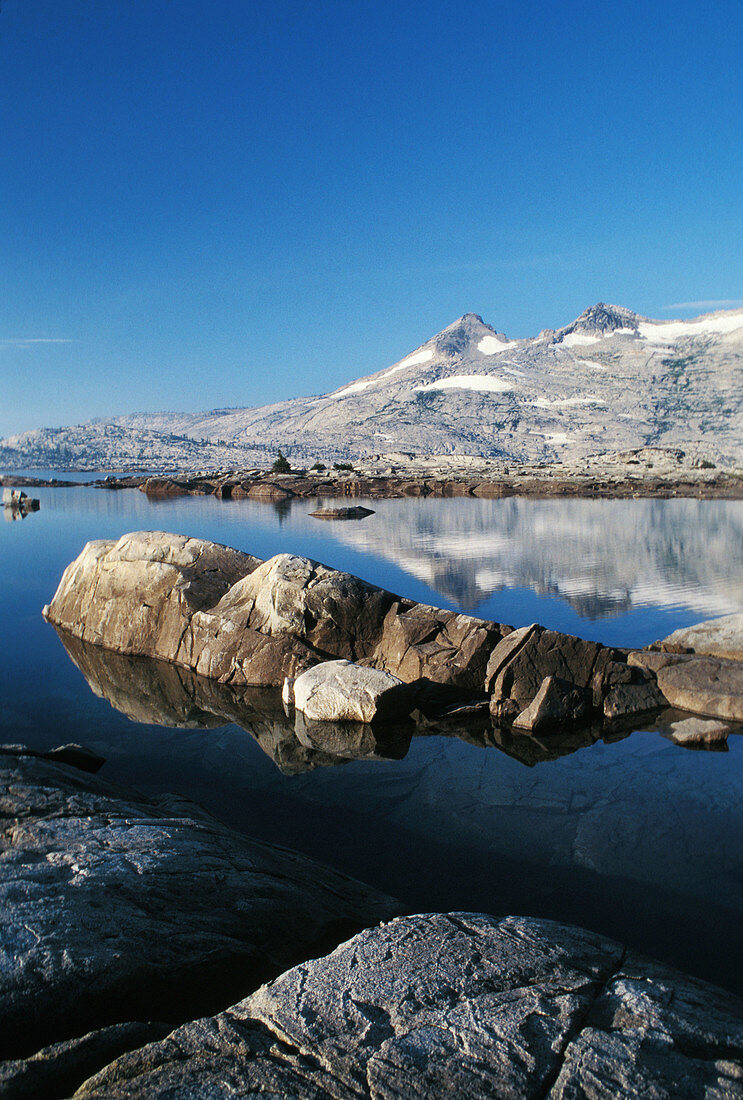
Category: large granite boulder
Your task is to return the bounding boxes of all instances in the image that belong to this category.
[0,750,402,1067]
[74,913,743,1099]
[42,532,263,668]
[43,533,396,687]
[44,533,508,693]
[656,657,743,722]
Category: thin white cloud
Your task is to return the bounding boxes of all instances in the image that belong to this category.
[661,300,743,312]
[0,338,75,348]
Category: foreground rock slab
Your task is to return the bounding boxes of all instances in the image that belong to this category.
[75,913,743,1099]
[0,750,401,1067]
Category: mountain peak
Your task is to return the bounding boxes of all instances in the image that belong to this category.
[434,312,502,356]
[562,302,644,337]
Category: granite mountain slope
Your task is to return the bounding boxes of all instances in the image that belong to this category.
[2,303,742,469]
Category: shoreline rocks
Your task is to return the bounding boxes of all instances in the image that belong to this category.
[133,464,743,502]
[0,749,402,1067]
[71,913,743,1099]
[5,446,743,502]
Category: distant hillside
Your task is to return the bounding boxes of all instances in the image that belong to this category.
[3,303,742,470]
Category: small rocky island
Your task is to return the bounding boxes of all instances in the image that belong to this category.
[43,530,743,727]
[3,530,743,1097]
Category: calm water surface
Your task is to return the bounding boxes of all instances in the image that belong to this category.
[3,484,743,994]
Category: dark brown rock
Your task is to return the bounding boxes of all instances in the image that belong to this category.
[486,624,603,712]
[512,675,590,731]
[603,676,667,719]
[372,601,508,691]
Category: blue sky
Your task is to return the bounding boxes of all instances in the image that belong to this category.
[2,0,742,438]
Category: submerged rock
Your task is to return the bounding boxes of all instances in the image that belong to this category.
[73,913,743,1099]
[663,715,732,748]
[0,749,402,1066]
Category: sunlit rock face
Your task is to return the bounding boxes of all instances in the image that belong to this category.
[44,532,508,691]
[3,302,743,468]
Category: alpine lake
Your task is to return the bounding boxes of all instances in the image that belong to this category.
[3,478,743,997]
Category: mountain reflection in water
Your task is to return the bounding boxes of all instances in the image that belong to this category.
[326,496,743,618]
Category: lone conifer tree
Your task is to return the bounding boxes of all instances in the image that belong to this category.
[271,450,291,473]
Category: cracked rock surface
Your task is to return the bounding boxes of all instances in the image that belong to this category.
[0,750,402,1069]
[74,913,743,1099]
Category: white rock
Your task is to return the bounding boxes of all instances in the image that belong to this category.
[292,660,413,724]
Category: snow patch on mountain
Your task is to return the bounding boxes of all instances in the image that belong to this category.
[560,333,600,347]
[415,374,514,394]
[329,346,435,399]
[478,335,520,354]
[638,312,743,342]
[395,348,435,369]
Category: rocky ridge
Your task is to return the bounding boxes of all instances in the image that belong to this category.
[2,302,743,469]
[43,531,508,692]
